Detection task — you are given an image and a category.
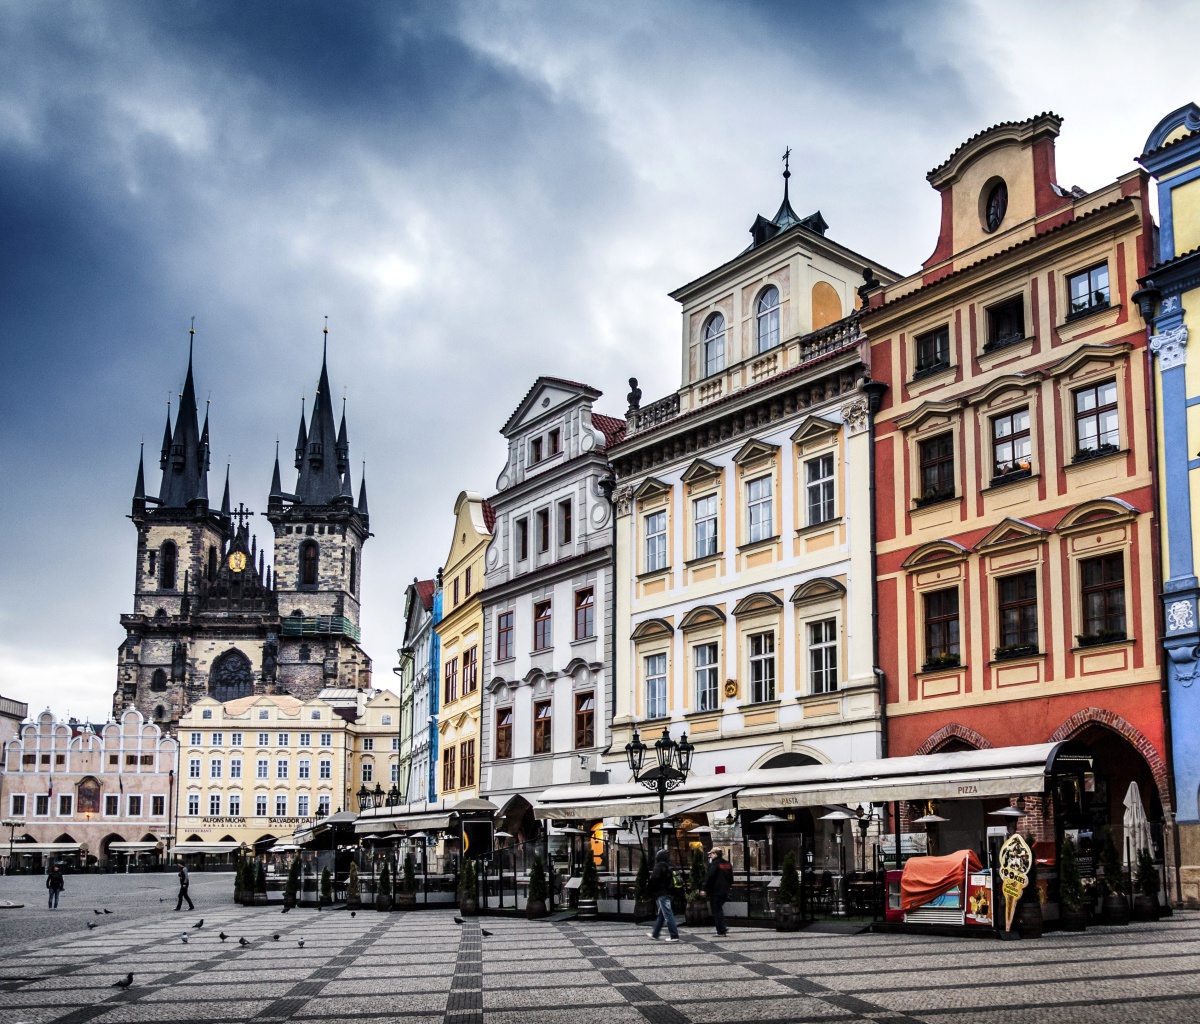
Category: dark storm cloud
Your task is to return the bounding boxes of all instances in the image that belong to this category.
[0,0,1189,717]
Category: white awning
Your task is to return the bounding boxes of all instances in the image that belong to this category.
[8,843,82,854]
[175,841,241,854]
[107,842,161,852]
[354,798,478,834]
[534,743,1061,820]
[270,844,301,852]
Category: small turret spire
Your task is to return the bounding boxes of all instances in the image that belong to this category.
[133,443,147,504]
[294,396,307,470]
[220,463,231,517]
[159,400,172,471]
[269,441,283,498]
[357,460,369,515]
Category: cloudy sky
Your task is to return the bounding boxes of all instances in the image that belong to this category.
[1,0,1197,722]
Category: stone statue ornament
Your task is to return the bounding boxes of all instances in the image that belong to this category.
[626,377,642,412]
[262,639,278,682]
[998,832,1033,932]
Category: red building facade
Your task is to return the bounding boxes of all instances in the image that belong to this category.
[862,114,1171,860]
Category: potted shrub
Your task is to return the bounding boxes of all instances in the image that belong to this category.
[775,852,802,932]
[1017,836,1042,939]
[578,855,599,919]
[1099,828,1129,925]
[526,854,549,919]
[255,861,268,905]
[396,853,418,910]
[376,862,393,912]
[633,851,654,922]
[346,862,362,910]
[1058,840,1087,932]
[283,858,301,909]
[320,866,333,906]
[459,858,479,917]
[686,847,709,927]
[1134,849,1161,921]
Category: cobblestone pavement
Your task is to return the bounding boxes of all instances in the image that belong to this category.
[0,895,1197,1024]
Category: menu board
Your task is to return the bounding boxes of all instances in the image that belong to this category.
[966,872,993,926]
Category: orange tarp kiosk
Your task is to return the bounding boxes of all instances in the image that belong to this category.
[898,850,992,927]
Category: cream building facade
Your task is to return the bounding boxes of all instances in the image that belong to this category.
[1,708,177,870]
[605,173,897,780]
[434,492,494,803]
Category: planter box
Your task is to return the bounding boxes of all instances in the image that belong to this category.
[526,899,548,920]
[775,903,802,932]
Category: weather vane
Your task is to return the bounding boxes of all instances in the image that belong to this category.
[783,146,791,178]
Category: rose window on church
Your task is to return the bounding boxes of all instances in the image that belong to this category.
[209,649,255,702]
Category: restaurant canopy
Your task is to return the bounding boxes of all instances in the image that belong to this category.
[354,796,498,835]
[107,842,161,852]
[533,743,1066,820]
[174,841,241,854]
[8,843,83,854]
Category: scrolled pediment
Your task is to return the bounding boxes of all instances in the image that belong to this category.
[732,592,785,617]
[790,577,847,606]
[901,540,971,570]
[678,604,727,632]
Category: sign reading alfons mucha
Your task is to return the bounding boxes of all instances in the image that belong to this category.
[998,832,1033,932]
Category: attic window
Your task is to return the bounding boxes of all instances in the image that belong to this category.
[984,180,1007,232]
[548,429,561,457]
[530,437,544,464]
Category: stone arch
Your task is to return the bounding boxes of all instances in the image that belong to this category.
[1049,708,1170,807]
[914,724,994,756]
[209,648,254,703]
[750,744,830,769]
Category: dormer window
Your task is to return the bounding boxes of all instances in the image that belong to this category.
[547,428,561,457]
[703,314,726,377]
[530,437,544,464]
[755,287,780,353]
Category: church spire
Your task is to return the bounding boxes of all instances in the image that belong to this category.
[294,324,345,505]
[132,443,147,515]
[220,463,231,517]
[159,401,171,471]
[357,460,369,516]
[336,398,349,473]
[269,442,282,498]
[159,323,206,508]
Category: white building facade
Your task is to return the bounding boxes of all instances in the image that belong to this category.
[479,378,624,839]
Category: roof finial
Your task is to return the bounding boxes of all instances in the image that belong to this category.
[782,146,791,201]
[189,316,196,362]
[323,315,329,363]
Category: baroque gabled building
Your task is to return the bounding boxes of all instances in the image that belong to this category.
[605,166,897,811]
[479,378,623,839]
[114,332,372,731]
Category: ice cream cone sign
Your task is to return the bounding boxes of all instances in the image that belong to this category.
[998,832,1033,932]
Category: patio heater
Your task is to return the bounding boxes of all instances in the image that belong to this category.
[820,810,855,914]
[494,830,513,908]
[755,814,788,873]
[912,813,949,858]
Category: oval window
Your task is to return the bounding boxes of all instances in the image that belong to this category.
[985,181,1008,232]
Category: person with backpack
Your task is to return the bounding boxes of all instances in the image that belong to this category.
[175,860,194,911]
[646,848,679,942]
[702,848,734,936]
[46,863,65,909]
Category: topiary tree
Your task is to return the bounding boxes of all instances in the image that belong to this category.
[320,866,333,903]
[459,858,477,901]
[1100,826,1123,897]
[377,862,392,901]
[255,860,267,894]
[528,854,548,903]
[689,847,707,898]
[633,851,650,902]
[402,853,417,894]
[1136,848,1161,898]
[778,852,801,906]
[1059,838,1084,911]
[284,857,301,904]
[579,853,599,901]
[347,862,361,901]
[233,858,244,898]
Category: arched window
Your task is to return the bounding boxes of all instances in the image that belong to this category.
[349,549,357,595]
[207,545,217,581]
[160,542,177,590]
[755,286,780,353]
[703,314,725,377]
[300,541,319,587]
[154,705,165,721]
[208,648,255,702]
[150,669,168,692]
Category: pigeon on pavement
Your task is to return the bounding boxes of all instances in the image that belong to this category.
[238,937,249,947]
[111,973,133,989]
[272,933,280,941]
[87,922,97,930]
[103,909,113,915]
[93,909,102,916]
[298,938,305,947]
[350,911,356,918]
[219,932,228,942]
[181,934,188,944]
[454,916,464,925]
[481,929,493,937]
[192,918,204,929]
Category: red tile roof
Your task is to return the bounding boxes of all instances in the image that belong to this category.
[927,112,1061,180]
[592,413,627,449]
[482,499,497,533]
[413,578,436,612]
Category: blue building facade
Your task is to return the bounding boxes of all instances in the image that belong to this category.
[1138,102,1200,905]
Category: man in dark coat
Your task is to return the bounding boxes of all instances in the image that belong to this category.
[46,864,64,909]
[702,848,734,935]
[645,848,679,941]
[175,860,194,911]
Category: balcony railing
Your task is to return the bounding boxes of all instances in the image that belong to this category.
[625,314,862,438]
[281,616,361,642]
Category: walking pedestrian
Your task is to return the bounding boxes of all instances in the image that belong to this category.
[174,860,194,911]
[646,848,679,942]
[702,848,734,936]
[46,863,64,910]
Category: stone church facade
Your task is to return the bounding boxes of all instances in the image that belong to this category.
[113,332,372,731]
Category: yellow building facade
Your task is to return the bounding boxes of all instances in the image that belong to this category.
[434,491,494,802]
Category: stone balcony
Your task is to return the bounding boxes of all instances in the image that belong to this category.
[626,314,862,437]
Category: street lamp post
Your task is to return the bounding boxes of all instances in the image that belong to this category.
[624,728,694,850]
[1,819,18,876]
